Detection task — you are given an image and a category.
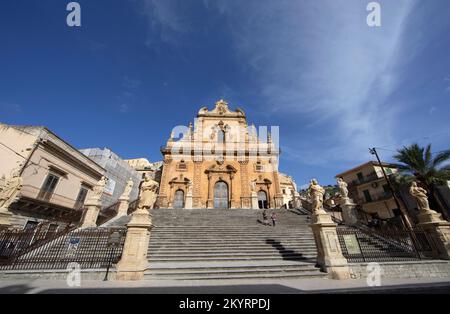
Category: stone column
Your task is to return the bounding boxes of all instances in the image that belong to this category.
[79,199,101,228]
[185,188,193,209]
[239,160,250,208]
[339,197,358,226]
[207,174,214,209]
[309,209,350,279]
[251,191,259,209]
[116,197,130,217]
[192,160,202,208]
[116,209,152,280]
[417,210,450,260]
[0,208,12,227]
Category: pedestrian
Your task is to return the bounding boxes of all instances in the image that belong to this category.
[271,212,277,227]
[262,210,269,226]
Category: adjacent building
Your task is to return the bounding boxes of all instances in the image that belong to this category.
[125,158,163,183]
[80,148,142,208]
[279,173,300,209]
[0,123,105,228]
[335,161,401,220]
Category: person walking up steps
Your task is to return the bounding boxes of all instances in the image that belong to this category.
[271,212,277,227]
[262,210,270,226]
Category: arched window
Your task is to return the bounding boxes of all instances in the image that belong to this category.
[217,130,225,143]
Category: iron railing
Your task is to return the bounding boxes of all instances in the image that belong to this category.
[336,226,436,263]
[0,227,126,270]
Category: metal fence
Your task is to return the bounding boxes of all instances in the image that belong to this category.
[0,227,126,270]
[336,227,436,263]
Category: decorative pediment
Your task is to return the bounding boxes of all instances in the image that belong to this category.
[197,99,246,118]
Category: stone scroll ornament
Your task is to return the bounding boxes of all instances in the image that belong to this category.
[0,165,23,209]
[137,175,159,210]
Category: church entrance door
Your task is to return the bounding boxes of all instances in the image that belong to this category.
[258,190,268,209]
[173,189,185,209]
[214,181,229,209]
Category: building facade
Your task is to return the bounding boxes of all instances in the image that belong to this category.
[0,123,105,228]
[156,100,284,209]
[125,158,163,183]
[279,173,300,209]
[336,161,401,219]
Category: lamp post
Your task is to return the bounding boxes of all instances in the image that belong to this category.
[369,147,413,230]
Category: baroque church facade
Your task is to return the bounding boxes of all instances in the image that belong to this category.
[156,100,286,210]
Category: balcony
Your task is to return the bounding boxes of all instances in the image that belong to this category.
[349,172,382,187]
[362,191,393,204]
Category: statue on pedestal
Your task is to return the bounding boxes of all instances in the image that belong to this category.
[0,166,23,209]
[309,179,325,214]
[120,178,134,200]
[409,181,431,212]
[337,177,349,199]
[90,176,107,202]
[138,175,159,210]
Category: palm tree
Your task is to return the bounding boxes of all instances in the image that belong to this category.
[393,143,450,217]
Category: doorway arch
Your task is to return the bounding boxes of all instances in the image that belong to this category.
[258,190,268,209]
[214,181,229,209]
[173,189,185,209]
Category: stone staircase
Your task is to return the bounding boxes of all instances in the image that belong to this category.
[143,209,328,280]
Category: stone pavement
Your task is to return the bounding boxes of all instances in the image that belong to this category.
[1,277,450,294]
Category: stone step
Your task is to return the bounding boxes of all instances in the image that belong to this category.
[144,271,326,280]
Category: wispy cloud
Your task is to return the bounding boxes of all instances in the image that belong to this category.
[137,0,191,46]
[445,77,450,91]
[119,104,129,113]
[206,0,417,165]
[0,102,22,113]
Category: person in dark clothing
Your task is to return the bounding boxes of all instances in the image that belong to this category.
[271,212,277,227]
[262,210,269,226]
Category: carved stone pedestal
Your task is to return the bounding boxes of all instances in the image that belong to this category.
[417,209,450,260]
[310,210,350,280]
[0,208,12,227]
[116,197,130,217]
[116,209,152,280]
[339,197,358,226]
[79,199,101,228]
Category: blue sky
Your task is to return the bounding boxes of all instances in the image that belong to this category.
[0,0,449,188]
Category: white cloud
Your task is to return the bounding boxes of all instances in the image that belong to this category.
[209,0,417,165]
[138,0,190,46]
[136,0,420,165]
[119,104,129,113]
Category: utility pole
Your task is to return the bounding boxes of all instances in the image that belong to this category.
[369,147,413,230]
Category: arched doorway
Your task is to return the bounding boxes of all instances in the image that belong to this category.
[173,189,185,209]
[214,181,229,209]
[258,190,268,209]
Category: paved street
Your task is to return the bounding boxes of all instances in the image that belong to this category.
[1,277,450,294]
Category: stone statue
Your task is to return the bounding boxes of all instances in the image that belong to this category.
[0,166,23,209]
[120,178,134,200]
[410,181,431,212]
[250,180,257,192]
[337,177,349,199]
[91,176,107,201]
[309,179,325,214]
[138,175,159,210]
[187,181,193,195]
